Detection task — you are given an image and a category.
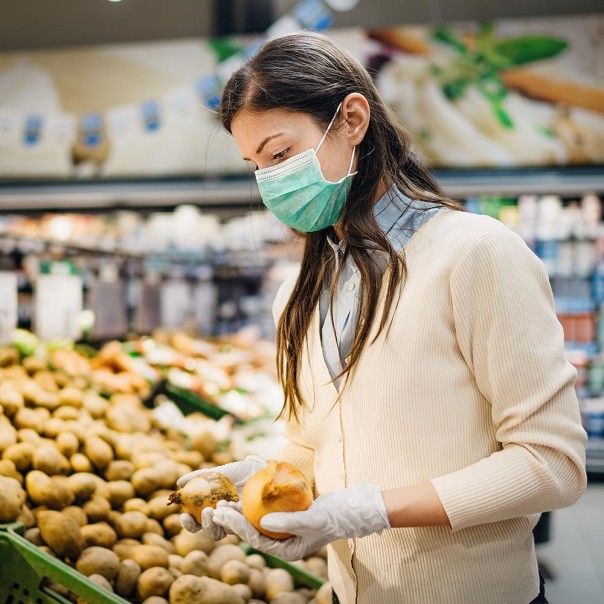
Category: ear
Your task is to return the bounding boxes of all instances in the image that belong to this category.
[340,93,370,146]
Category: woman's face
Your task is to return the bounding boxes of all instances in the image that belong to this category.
[230,102,364,181]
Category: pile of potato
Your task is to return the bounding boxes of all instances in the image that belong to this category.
[0,348,329,604]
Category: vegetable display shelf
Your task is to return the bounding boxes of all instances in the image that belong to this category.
[0,522,127,604]
[0,522,325,603]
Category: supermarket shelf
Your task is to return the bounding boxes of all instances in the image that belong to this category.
[1,167,603,211]
[586,438,604,479]
[0,176,261,211]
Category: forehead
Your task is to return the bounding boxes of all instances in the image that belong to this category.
[231,108,316,153]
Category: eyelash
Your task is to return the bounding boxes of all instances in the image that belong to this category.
[273,147,291,163]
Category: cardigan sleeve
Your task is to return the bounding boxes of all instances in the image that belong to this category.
[271,275,316,488]
[430,228,587,531]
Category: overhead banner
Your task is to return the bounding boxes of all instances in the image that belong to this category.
[0,11,602,177]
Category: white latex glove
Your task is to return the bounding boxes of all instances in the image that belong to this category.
[211,484,390,561]
[178,455,266,537]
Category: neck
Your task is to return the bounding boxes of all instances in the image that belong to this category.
[333,180,388,240]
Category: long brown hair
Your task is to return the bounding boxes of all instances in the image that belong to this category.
[221,32,463,420]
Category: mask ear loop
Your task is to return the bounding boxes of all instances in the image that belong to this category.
[347,146,357,176]
[316,102,343,153]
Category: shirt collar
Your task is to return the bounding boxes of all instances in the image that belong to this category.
[327,186,437,251]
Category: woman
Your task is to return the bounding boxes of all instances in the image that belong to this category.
[179,32,587,604]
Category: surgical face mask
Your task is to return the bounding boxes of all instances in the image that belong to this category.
[255,103,357,232]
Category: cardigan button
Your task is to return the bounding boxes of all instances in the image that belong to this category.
[345,280,356,292]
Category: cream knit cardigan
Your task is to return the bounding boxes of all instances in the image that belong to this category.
[274,208,587,604]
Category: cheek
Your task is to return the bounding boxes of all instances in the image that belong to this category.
[319,142,352,182]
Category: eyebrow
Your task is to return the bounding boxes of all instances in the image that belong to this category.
[242,133,284,161]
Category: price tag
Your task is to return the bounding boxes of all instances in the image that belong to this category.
[90,281,128,340]
[0,272,18,344]
[160,279,192,329]
[34,274,83,340]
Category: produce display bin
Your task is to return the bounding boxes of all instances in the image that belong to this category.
[0,522,128,604]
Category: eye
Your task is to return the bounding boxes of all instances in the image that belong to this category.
[272,147,291,163]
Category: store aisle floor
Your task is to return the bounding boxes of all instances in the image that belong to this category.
[536,482,604,604]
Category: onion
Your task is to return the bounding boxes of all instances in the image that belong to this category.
[242,460,313,540]
[167,472,239,523]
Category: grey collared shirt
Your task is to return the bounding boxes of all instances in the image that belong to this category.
[319,187,442,387]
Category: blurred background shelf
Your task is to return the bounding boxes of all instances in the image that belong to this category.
[1,167,603,212]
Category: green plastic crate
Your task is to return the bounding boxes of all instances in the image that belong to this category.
[0,523,128,604]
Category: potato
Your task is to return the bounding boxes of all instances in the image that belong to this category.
[59,387,84,408]
[142,532,176,554]
[142,597,169,604]
[62,506,88,527]
[35,390,61,411]
[67,473,97,501]
[17,504,35,528]
[33,443,70,475]
[265,569,294,601]
[169,450,203,469]
[305,556,328,579]
[105,459,135,482]
[113,510,148,539]
[169,575,245,604]
[3,442,35,472]
[56,431,79,457]
[34,370,58,392]
[245,554,266,571]
[192,429,219,462]
[14,408,44,433]
[85,436,114,471]
[83,495,112,522]
[0,476,26,522]
[123,498,151,515]
[25,470,50,505]
[70,453,93,473]
[221,560,250,585]
[131,467,162,497]
[0,458,22,482]
[208,544,247,579]
[86,573,113,593]
[106,404,151,434]
[25,527,45,546]
[232,584,252,603]
[83,392,109,419]
[148,496,174,521]
[108,480,136,508]
[129,544,170,570]
[82,522,118,548]
[181,550,210,577]
[53,406,80,421]
[115,559,142,598]
[137,567,174,600]
[270,593,306,604]
[38,510,85,559]
[0,426,17,452]
[162,513,183,538]
[173,530,216,557]
[146,518,165,535]
[63,420,88,443]
[16,428,41,445]
[43,418,67,439]
[0,389,24,416]
[76,546,120,582]
[26,471,75,510]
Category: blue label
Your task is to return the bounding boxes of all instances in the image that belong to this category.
[24,114,43,146]
[140,100,161,132]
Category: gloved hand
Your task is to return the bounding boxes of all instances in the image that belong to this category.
[211,484,390,561]
[178,455,266,537]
